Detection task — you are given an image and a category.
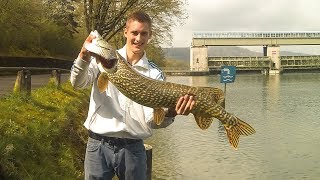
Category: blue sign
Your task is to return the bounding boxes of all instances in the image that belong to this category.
[220,66,236,83]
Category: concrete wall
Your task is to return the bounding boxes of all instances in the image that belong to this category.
[266,46,280,70]
[190,46,209,71]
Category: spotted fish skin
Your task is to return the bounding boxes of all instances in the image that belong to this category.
[97,52,255,149]
[86,32,255,149]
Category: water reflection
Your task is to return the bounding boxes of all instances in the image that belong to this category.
[262,74,281,115]
[190,76,209,86]
[217,121,226,139]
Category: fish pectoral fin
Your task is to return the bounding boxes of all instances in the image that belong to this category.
[194,114,213,130]
[153,108,165,125]
[97,73,109,93]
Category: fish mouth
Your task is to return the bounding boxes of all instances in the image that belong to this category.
[100,57,117,69]
[97,55,118,73]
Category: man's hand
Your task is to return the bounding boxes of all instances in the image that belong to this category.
[77,33,96,62]
[166,94,196,117]
[176,94,196,115]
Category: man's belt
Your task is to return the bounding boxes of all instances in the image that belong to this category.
[88,130,142,146]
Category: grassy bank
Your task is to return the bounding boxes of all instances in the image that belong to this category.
[0,80,90,179]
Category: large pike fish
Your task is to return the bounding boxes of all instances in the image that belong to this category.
[85,31,255,149]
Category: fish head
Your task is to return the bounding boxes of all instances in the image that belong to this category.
[85,30,118,73]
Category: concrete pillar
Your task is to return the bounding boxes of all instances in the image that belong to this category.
[144,144,152,180]
[51,69,61,87]
[13,69,31,95]
[190,46,209,71]
[266,46,281,70]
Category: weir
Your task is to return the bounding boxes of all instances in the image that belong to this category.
[190,31,320,74]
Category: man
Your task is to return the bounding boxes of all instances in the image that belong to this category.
[70,11,195,180]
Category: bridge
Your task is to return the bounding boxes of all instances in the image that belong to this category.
[190,31,320,74]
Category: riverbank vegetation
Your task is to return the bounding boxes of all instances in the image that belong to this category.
[0,80,90,179]
[0,0,187,67]
[0,0,188,178]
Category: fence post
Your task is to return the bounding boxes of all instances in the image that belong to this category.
[144,144,152,180]
[51,69,61,87]
[13,69,31,95]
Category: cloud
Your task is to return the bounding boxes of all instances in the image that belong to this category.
[190,0,309,31]
[168,0,320,53]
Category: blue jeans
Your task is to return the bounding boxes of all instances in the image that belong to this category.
[84,137,147,180]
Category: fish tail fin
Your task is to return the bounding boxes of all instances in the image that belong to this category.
[225,118,255,150]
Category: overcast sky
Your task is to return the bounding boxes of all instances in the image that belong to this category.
[167,0,320,54]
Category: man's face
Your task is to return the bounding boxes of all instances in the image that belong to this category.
[124,20,151,55]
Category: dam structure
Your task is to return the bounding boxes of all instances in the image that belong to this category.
[190,31,320,74]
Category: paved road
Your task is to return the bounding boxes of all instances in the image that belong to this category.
[0,74,70,96]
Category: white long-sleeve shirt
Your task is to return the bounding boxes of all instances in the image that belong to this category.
[70,46,174,139]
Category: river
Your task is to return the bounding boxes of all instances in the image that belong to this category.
[145,73,320,180]
[1,72,319,179]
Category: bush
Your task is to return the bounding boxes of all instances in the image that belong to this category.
[0,81,90,179]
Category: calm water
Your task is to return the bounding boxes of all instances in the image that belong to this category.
[145,73,320,180]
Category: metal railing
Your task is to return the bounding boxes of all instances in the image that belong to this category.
[0,56,73,71]
[207,56,320,70]
[208,56,271,70]
[281,56,320,69]
[193,31,320,39]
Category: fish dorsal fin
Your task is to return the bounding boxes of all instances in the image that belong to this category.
[153,108,165,125]
[193,114,214,130]
[97,73,109,93]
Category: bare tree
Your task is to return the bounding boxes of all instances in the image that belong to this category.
[84,0,136,40]
[83,0,187,45]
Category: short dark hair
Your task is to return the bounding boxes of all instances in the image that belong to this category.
[126,11,152,29]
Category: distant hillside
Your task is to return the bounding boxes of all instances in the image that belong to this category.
[280,51,310,56]
[163,46,310,61]
[162,47,190,61]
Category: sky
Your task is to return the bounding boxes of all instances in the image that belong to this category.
[167,0,320,54]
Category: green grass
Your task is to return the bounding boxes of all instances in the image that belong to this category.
[0,79,91,179]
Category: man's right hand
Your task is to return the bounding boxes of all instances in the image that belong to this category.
[166,94,196,117]
[77,33,96,62]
